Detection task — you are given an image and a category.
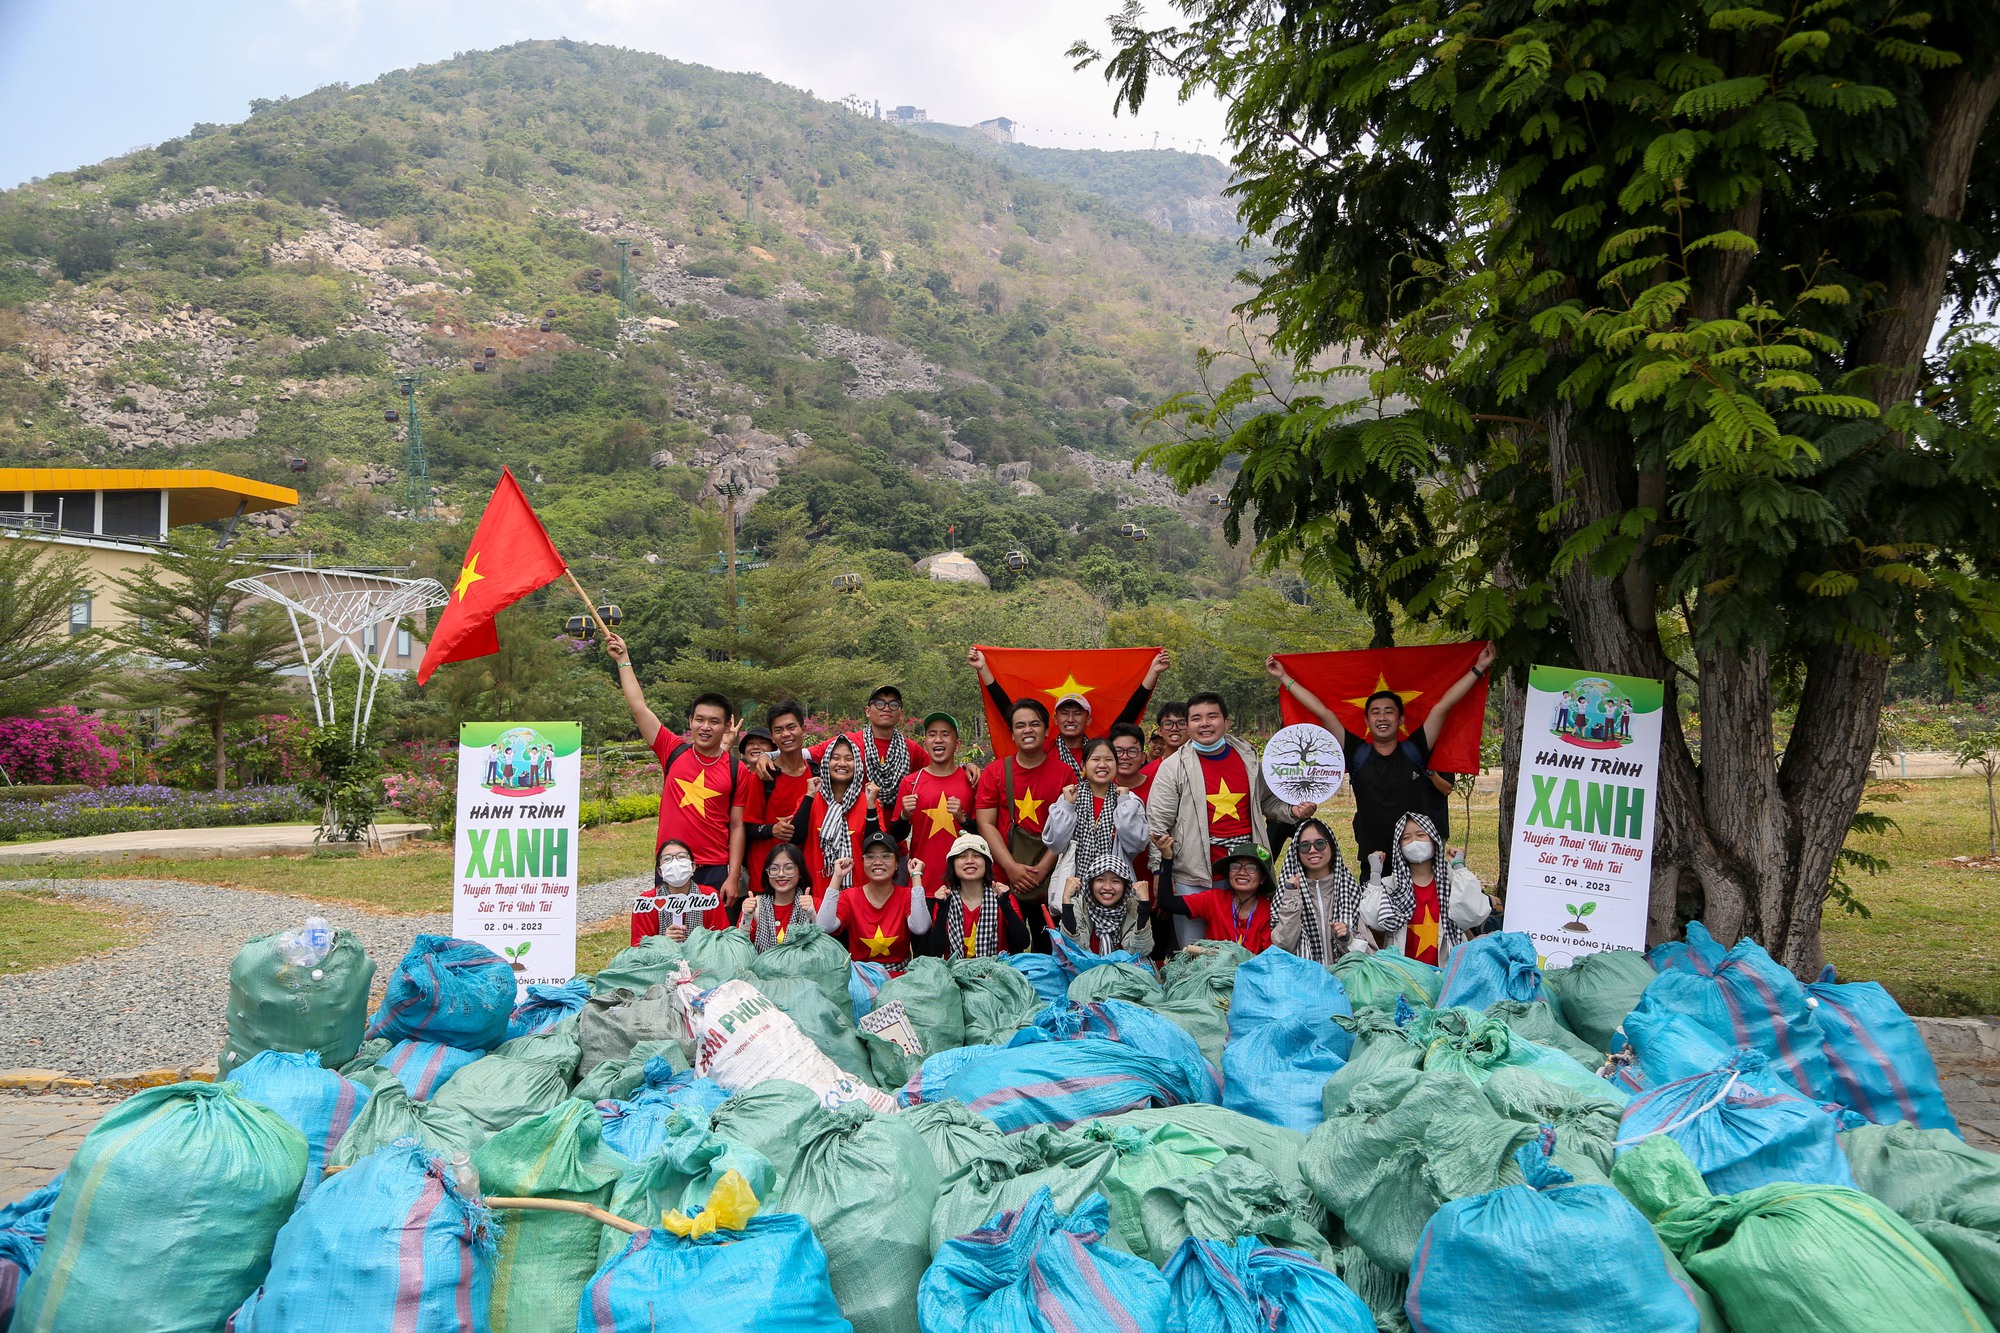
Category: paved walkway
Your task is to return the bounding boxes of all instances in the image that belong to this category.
[0,822,432,865]
[0,1094,121,1199]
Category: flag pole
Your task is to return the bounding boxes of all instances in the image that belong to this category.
[561,566,614,642]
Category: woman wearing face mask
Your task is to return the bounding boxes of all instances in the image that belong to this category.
[1360,812,1491,965]
[741,842,814,951]
[1042,737,1149,888]
[635,838,726,944]
[816,828,932,973]
[1157,847,1276,953]
[916,831,1032,958]
[1271,817,1364,964]
[787,735,889,895]
[1053,852,1155,956]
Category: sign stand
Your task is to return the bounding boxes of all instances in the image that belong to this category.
[453,721,582,993]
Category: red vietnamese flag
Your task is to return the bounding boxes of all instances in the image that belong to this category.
[416,468,569,684]
[1273,643,1491,771]
[977,645,1161,759]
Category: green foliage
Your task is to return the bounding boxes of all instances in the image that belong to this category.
[298,726,382,843]
[0,539,109,719]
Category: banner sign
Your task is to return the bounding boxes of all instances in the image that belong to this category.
[1260,723,1346,805]
[1502,666,1664,967]
[454,720,581,993]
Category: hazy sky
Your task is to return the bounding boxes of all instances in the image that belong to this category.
[0,0,1232,189]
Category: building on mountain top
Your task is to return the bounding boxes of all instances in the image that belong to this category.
[977,117,1017,144]
[916,550,990,588]
[888,105,927,125]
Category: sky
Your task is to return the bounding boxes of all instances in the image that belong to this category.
[0,0,1233,189]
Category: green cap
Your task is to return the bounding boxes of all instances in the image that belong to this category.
[922,711,961,734]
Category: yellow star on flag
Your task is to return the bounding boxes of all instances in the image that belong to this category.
[923,794,958,838]
[1040,674,1095,701]
[1345,673,1423,722]
[675,769,721,813]
[1014,788,1045,826]
[1410,911,1440,957]
[1206,780,1245,821]
[860,925,898,957]
[452,551,486,601]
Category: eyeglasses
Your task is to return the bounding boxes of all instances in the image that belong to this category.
[868,698,902,711]
[1112,746,1143,758]
[1296,839,1330,852]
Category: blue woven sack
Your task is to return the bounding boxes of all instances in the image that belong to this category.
[850,962,890,1024]
[900,1034,1215,1132]
[1022,1000,1221,1102]
[597,1061,735,1161]
[1616,1053,1856,1195]
[232,1140,494,1332]
[229,1049,370,1204]
[581,1212,851,1333]
[1406,1135,1700,1333]
[505,978,590,1040]
[1164,1236,1374,1333]
[1227,948,1353,1054]
[1050,932,1146,977]
[1006,953,1071,1006]
[1437,932,1545,1011]
[1647,922,1726,976]
[920,1188,1171,1333]
[1223,1015,1347,1133]
[1639,936,1839,1104]
[366,935,517,1051]
[378,1039,485,1100]
[0,1176,62,1330]
[1808,967,1958,1132]
[1613,994,1792,1099]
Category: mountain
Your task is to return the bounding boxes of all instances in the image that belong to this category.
[0,40,1344,729]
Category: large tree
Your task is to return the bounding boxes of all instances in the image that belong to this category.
[0,537,109,718]
[1078,0,2000,973]
[109,532,299,791]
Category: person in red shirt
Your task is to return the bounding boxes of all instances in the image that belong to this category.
[788,735,891,894]
[631,837,732,943]
[974,698,1071,948]
[803,683,928,786]
[606,632,747,940]
[915,831,1033,958]
[1109,723,1153,804]
[892,711,978,878]
[741,842,813,951]
[1161,847,1276,953]
[969,648,1171,779]
[742,701,815,895]
[815,828,933,972]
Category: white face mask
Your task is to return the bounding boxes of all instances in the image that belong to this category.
[659,856,696,887]
[1401,839,1435,865]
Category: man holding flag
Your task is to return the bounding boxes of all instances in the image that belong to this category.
[968,645,1170,779]
[1266,642,1495,868]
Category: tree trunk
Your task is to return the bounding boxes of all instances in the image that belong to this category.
[1495,663,1527,896]
[212,713,227,792]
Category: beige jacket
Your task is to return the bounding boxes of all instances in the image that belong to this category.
[1144,736,1291,891]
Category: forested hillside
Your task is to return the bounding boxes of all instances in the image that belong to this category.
[0,39,1369,739]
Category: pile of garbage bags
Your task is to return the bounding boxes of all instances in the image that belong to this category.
[4,915,1994,1333]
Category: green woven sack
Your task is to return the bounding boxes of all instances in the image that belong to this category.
[949,957,1043,1045]
[1542,948,1656,1053]
[598,1106,776,1267]
[1130,1154,1335,1267]
[1079,1120,1227,1258]
[491,1013,583,1083]
[898,1099,1008,1179]
[745,916,853,1015]
[755,975,877,1083]
[336,1037,399,1093]
[1068,962,1164,1006]
[570,1039,689,1103]
[16,1082,307,1333]
[592,926,755,995]
[577,985,682,1077]
[220,928,377,1076]
[1145,992,1230,1067]
[330,1076,481,1163]
[1098,1104,1315,1201]
[1405,1004,1623,1105]
[1320,1009,1425,1113]
[708,1078,829,1199]
[426,1053,571,1150]
[473,1099,627,1333]
[780,1104,941,1333]
[1484,998,1604,1067]
[1163,939,1251,1005]
[868,956,968,1087]
[1327,1244,1411,1333]
[929,1123,1120,1249]
[1845,1122,2000,1323]
[1330,948,1440,1011]
[1617,1134,1995,1333]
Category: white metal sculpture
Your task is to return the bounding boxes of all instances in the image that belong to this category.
[227,566,449,744]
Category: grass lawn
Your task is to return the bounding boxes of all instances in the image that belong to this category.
[0,889,139,974]
[0,820,659,915]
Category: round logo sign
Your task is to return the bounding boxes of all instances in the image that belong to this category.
[479,725,557,797]
[1260,723,1346,805]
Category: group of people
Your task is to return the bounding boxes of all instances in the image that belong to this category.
[603,632,1502,978]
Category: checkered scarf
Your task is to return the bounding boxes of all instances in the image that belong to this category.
[751,891,813,952]
[943,882,1004,959]
[1071,784,1129,881]
[1053,735,1086,782]
[816,741,864,876]
[855,729,911,798]
[1388,811,1458,954]
[1277,823,1362,964]
[1078,850,1135,951]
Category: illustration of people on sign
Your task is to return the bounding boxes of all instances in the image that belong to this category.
[1549,677,1634,750]
[484,727,555,796]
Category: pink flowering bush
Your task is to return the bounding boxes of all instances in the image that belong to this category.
[0,708,126,786]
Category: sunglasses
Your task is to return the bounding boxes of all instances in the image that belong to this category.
[1296,839,1330,852]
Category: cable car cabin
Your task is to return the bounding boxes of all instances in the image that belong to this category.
[590,283,603,294]
[539,322,553,333]
[545,307,557,317]
[590,267,603,277]
[472,360,486,372]
[630,247,642,256]
[286,457,309,473]
[1207,493,1224,505]
[831,572,863,593]
[1119,522,1136,537]
[564,615,595,640]
[1130,527,1149,543]
[384,409,399,423]
[1005,550,1029,571]
[484,346,497,359]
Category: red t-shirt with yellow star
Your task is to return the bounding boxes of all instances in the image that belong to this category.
[974,753,1070,839]
[1199,748,1253,844]
[896,767,977,881]
[835,882,914,969]
[1408,879,1442,965]
[649,727,746,866]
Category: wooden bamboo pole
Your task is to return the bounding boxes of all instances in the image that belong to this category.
[318,1166,645,1234]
